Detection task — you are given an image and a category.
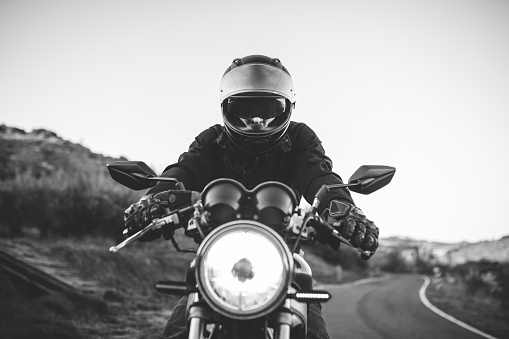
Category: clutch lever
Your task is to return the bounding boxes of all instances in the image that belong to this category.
[109,213,180,253]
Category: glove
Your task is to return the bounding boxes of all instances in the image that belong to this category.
[322,200,379,260]
[124,195,168,242]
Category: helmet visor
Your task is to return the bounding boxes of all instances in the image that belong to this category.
[227,98,286,119]
[225,98,287,133]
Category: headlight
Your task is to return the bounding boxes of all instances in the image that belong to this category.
[195,221,293,319]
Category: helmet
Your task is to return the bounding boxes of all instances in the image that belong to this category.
[220,55,296,155]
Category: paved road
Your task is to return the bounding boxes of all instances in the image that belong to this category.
[321,274,485,339]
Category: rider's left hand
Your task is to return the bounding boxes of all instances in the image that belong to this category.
[322,200,379,260]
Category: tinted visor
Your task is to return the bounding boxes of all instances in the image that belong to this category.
[226,98,287,120]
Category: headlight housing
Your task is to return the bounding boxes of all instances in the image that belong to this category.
[195,221,293,319]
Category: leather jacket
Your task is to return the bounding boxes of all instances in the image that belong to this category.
[148,122,354,212]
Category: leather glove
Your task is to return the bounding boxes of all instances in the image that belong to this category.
[322,200,379,260]
[124,195,168,242]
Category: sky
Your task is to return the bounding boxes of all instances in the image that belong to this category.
[1,0,508,243]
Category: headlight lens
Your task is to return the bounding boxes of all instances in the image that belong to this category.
[196,221,293,319]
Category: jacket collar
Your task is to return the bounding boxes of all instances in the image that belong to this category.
[215,126,292,155]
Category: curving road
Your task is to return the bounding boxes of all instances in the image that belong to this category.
[321,274,486,339]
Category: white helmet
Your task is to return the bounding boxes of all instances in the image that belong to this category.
[220,55,296,155]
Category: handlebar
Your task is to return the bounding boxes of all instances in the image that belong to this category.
[110,200,372,258]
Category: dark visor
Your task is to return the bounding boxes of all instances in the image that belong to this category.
[226,98,286,119]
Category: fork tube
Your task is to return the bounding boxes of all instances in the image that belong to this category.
[188,317,204,339]
[273,307,292,339]
[275,324,291,339]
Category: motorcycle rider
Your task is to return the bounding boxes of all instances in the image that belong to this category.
[124,55,379,339]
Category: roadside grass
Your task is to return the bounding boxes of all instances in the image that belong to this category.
[0,268,106,339]
[426,277,509,339]
[1,234,371,338]
[0,234,197,339]
[50,233,198,338]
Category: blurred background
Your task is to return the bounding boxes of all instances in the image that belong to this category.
[1,1,508,338]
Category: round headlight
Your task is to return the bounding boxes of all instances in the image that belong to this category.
[195,221,293,319]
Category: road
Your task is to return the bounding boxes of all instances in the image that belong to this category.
[321,274,486,339]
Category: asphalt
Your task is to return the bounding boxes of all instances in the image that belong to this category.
[321,274,487,339]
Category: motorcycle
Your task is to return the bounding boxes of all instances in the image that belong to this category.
[107,161,395,339]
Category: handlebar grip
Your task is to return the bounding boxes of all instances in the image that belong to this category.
[328,231,342,251]
[310,216,341,250]
[311,216,370,256]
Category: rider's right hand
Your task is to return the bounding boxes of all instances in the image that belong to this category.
[322,200,379,260]
[124,195,166,242]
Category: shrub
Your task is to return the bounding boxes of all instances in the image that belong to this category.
[380,250,410,273]
[0,170,143,238]
[446,261,509,311]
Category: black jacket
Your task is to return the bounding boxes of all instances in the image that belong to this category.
[148,122,354,211]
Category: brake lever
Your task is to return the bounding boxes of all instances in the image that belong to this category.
[310,215,372,257]
[109,213,180,253]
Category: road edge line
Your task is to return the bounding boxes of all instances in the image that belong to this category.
[418,275,498,339]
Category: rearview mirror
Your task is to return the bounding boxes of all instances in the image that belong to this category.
[348,165,396,195]
[107,161,158,190]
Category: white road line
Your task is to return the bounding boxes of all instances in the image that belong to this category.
[419,275,498,339]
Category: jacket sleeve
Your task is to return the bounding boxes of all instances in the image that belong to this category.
[289,123,354,211]
[147,125,223,194]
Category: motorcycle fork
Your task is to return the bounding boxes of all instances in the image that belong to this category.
[273,313,291,339]
[270,298,307,339]
[187,292,215,339]
[186,293,300,339]
[271,303,294,339]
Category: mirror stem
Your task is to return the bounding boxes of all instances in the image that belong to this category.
[327,181,360,190]
[146,177,179,182]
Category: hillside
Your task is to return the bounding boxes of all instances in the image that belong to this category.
[446,236,509,264]
[0,124,142,238]
[379,236,509,265]
[0,124,126,180]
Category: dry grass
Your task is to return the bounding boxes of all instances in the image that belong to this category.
[0,170,143,238]
[426,277,509,339]
[0,234,196,339]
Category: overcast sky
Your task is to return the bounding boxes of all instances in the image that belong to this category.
[1,0,508,243]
